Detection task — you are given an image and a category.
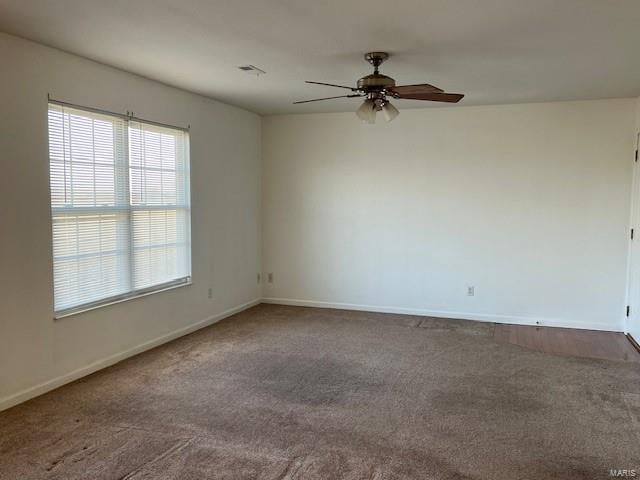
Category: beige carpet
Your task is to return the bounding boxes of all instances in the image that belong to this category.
[1,304,639,479]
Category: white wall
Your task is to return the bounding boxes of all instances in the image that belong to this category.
[262,99,636,331]
[0,33,262,409]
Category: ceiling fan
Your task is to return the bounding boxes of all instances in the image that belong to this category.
[294,52,464,123]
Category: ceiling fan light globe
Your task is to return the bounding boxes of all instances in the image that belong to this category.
[382,101,399,122]
[356,99,376,123]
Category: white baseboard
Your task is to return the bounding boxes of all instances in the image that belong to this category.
[0,298,261,412]
[261,297,624,333]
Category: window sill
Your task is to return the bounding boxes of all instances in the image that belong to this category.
[54,278,192,320]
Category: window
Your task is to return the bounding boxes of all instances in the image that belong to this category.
[48,102,191,316]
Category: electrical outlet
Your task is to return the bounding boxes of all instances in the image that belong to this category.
[257,273,261,284]
[268,273,273,283]
[207,287,213,299]
[467,286,475,297]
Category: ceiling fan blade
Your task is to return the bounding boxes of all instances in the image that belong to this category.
[305,81,357,91]
[388,84,444,95]
[293,94,362,104]
[394,92,464,103]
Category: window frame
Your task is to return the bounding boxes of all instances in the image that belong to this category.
[47,99,192,319]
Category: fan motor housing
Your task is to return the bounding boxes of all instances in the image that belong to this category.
[357,73,396,91]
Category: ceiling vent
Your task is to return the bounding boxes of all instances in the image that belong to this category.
[238,65,266,75]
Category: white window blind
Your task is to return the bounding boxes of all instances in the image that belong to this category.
[128,121,191,290]
[48,103,191,316]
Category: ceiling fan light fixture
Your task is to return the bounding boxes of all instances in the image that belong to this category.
[294,51,464,118]
[356,99,376,123]
[381,101,399,122]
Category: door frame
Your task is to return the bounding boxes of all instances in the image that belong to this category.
[625,131,640,336]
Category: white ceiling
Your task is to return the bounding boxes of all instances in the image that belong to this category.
[1,0,639,115]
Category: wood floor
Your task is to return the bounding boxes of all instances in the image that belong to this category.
[493,324,640,363]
